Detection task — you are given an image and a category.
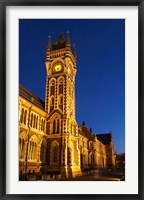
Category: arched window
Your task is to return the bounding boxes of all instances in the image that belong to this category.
[36,116,38,129]
[40,139,46,163]
[51,97,54,106]
[20,108,24,123]
[19,137,25,159]
[57,119,60,133]
[41,119,45,132]
[30,113,33,127]
[24,110,27,125]
[53,120,56,134]
[43,120,45,132]
[41,119,43,131]
[50,97,54,112]
[50,81,55,96]
[33,115,36,128]
[60,96,63,104]
[28,138,37,161]
[52,118,60,134]
[50,141,59,166]
[89,153,94,164]
[33,142,37,160]
[59,79,63,94]
[58,95,63,111]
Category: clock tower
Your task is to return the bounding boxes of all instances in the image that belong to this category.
[45,32,82,178]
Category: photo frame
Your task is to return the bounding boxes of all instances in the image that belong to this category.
[0,0,144,199]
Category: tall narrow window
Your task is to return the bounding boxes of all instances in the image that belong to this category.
[59,80,63,94]
[20,108,24,123]
[19,138,25,159]
[41,119,43,131]
[53,120,56,134]
[28,141,32,159]
[36,116,38,129]
[24,110,27,125]
[30,114,33,127]
[57,119,60,133]
[40,140,46,163]
[34,142,37,160]
[50,81,55,96]
[33,115,36,128]
[52,118,60,134]
[58,95,63,105]
[52,97,54,106]
[43,120,45,132]
[50,97,54,112]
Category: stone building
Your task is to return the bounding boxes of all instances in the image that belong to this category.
[19,32,115,180]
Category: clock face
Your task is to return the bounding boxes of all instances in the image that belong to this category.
[54,64,62,72]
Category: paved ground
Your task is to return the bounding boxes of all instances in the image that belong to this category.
[43,170,125,181]
[61,170,125,181]
[26,170,125,181]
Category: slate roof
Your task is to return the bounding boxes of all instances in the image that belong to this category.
[96,133,112,145]
[19,84,45,110]
[78,124,95,140]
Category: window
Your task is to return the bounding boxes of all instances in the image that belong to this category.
[40,139,46,163]
[59,79,63,94]
[20,108,24,123]
[33,115,36,128]
[28,141,37,160]
[50,96,54,112]
[30,113,33,127]
[52,118,60,134]
[50,81,55,96]
[50,141,59,166]
[53,120,56,134]
[41,119,45,132]
[19,138,25,159]
[20,108,28,125]
[59,95,63,105]
[24,110,27,125]
[36,116,38,129]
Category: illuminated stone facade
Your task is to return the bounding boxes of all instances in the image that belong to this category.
[19,33,115,180]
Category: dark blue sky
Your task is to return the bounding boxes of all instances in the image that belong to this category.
[19,19,125,154]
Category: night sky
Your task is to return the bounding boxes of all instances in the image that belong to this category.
[19,19,125,154]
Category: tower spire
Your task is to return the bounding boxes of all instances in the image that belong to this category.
[47,35,51,50]
[66,31,70,47]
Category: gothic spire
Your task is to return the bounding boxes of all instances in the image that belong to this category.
[66,31,70,47]
[82,120,85,126]
[47,35,51,50]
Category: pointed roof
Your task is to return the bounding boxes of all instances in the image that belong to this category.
[66,31,70,47]
[54,33,65,45]
[47,35,51,50]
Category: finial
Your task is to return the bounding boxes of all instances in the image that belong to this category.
[66,31,70,47]
[90,127,92,132]
[47,35,51,50]
[82,120,85,126]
